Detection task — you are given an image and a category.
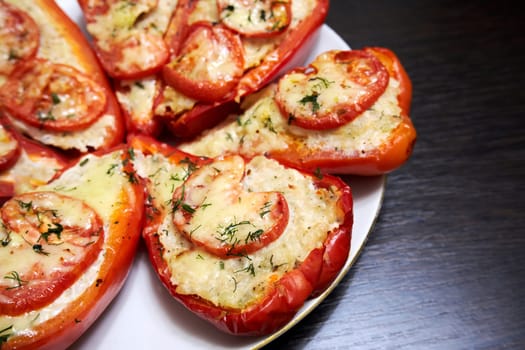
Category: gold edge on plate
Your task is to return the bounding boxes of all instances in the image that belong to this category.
[252,175,387,349]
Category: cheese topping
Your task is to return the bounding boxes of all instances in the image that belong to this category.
[277,50,389,122]
[0,150,132,337]
[242,35,281,69]
[0,192,103,302]
[8,114,117,153]
[4,1,121,152]
[119,32,164,70]
[172,156,287,255]
[86,0,177,52]
[181,77,403,158]
[135,152,343,309]
[154,85,197,117]
[111,0,315,120]
[96,0,178,119]
[173,25,242,84]
[218,0,291,36]
[116,76,158,123]
[0,150,63,195]
[188,0,219,24]
[0,125,17,158]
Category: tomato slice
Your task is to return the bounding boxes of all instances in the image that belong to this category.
[0,191,104,316]
[172,155,289,258]
[163,0,193,58]
[0,123,20,171]
[94,31,169,80]
[0,59,107,132]
[276,50,390,130]
[80,0,169,79]
[364,46,412,116]
[0,1,40,76]
[162,22,245,103]
[217,0,291,38]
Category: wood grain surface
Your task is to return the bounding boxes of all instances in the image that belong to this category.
[263,1,525,349]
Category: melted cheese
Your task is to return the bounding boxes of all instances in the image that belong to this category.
[0,125,17,157]
[0,150,63,195]
[220,0,291,38]
[116,76,158,123]
[117,31,168,75]
[109,0,315,120]
[173,26,241,83]
[278,51,388,120]
[239,0,316,70]
[4,1,122,152]
[244,0,316,70]
[181,78,403,158]
[87,0,177,51]
[242,35,281,70]
[8,114,117,152]
[87,0,178,121]
[188,0,219,24]
[135,151,343,309]
[0,150,131,337]
[0,194,101,295]
[173,156,284,249]
[133,151,189,210]
[154,85,197,117]
[137,0,178,32]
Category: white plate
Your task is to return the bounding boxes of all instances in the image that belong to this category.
[56,2,385,349]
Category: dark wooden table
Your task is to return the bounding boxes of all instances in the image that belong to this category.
[264,1,525,349]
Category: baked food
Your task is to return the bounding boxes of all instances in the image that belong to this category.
[0,0,418,346]
[0,146,144,349]
[0,0,124,154]
[78,0,329,138]
[180,47,416,175]
[0,2,144,348]
[130,134,353,335]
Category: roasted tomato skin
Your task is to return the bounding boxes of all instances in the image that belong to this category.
[0,1,40,76]
[131,135,353,336]
[365,47,412,116]
[162,22,245,103]
[1,145,144,350]
[0,181,14,205]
